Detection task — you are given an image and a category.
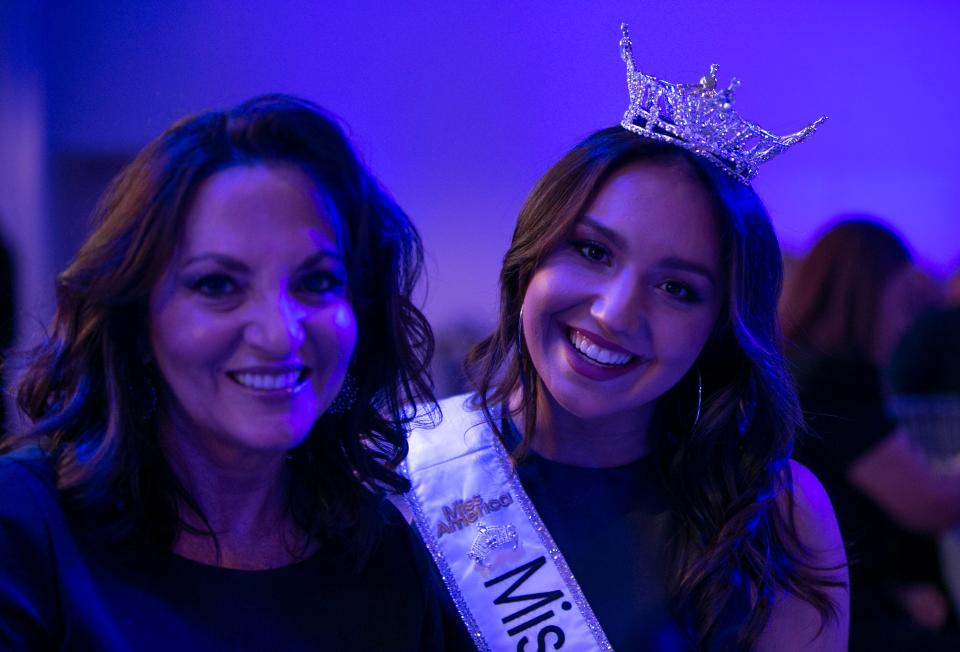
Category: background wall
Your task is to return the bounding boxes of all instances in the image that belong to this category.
[3,0,958,343]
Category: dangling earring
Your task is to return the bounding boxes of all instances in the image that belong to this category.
[515,306,525,358]
[516,305,530,395]
[693,367,702,428]
[328,373,358,415]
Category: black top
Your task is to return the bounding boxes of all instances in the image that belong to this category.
[509,425,749,651]
[0,451,469,651]
[791,354,935,609]
[792,352,960,650]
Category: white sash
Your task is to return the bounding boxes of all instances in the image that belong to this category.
[403,395,613,651]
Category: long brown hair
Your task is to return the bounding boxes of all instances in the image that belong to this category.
[6,95,435,561]
[466,127,842,648]
[780,217,912,358]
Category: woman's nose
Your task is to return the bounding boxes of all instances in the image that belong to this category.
[244,290,306,356]
[591,275,647,336]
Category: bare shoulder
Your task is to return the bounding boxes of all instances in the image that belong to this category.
[786,460,843,544]
[755,460,849,652]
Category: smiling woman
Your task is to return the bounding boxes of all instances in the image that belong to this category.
[402,25,849,651]
[148,165,356,465]
[0,95,469,650]
[519,161,723,461]
[407,129,849,652]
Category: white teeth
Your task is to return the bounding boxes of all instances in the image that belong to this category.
[233,371,302,390]
[569,331,633,366]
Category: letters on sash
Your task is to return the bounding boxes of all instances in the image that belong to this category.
[403,395,613,651]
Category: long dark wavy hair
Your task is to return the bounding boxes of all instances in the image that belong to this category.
[465,127,842,648]
[780,217,912,358]
[5,94,435,562]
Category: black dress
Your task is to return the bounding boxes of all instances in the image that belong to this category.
[508,425,750,651]
[0,451,470,651]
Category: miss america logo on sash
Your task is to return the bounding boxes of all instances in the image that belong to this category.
[403,395,614,652]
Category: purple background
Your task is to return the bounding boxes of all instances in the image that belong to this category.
[2,0,958,338]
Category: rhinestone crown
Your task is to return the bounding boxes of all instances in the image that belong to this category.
[618,23,826,184]
[467,522,519,569]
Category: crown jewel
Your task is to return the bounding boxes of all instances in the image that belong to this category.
[468,522,519,569]
[618,23,826,184]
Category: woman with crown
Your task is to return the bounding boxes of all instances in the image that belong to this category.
[403,25,848,651]
[0,95,470,650]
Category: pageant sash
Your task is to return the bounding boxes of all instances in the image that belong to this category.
[403,395,613,651]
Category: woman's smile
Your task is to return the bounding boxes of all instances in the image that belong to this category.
[226,366,312,394]
[560,325,649,382]
[567,327,638,367]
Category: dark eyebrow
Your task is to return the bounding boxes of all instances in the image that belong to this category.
[578,215,627,251]
[182,249,342,272]
[576,217,718,287]
[658,256,718,289]
[182,253,249,272]
[298,250,344,269]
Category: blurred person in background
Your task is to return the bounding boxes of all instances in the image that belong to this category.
[0,95,468,650]
[781,217,960,650]
[891,268,960,399]
[890,265,960,618]
[948,270,960,306]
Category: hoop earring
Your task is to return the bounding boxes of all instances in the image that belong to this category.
[328,373,358,415]
[693,367,702,428]
[516,306,525,359]
[516,305,531,395]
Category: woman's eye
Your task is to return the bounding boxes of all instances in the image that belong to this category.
[299,271,345,295]
[572,240,610,264]
[659,280,699,302]
[190,274,238,298]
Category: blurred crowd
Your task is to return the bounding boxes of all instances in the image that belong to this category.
[780,218,960,649]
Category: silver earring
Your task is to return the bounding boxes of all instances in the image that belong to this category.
[328,373,358,415]
[516,305,532,395]
[516,305,525,358]
[693,367,702,428]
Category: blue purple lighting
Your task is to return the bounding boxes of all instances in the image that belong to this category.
[4,1,959,336]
